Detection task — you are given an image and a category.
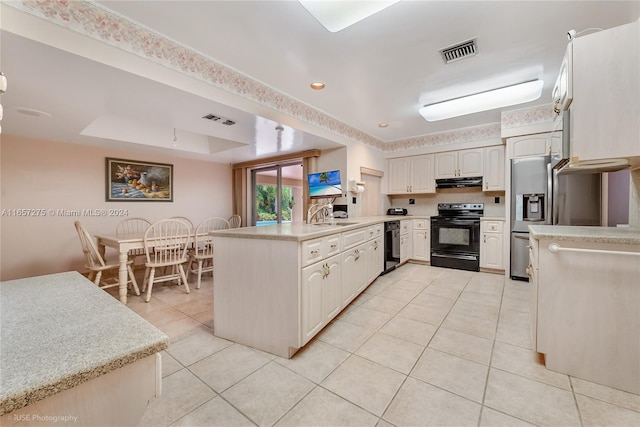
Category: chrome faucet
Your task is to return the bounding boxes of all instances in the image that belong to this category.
[307,203,333,224]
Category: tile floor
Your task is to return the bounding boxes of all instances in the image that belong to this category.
[114,264,640,427]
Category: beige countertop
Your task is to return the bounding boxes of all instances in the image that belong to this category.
[0,271,169,415]
[529,225,640,245]
[212,216,430,241]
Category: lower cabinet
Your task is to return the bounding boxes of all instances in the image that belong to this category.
[365,236,384,286]
[301,224,384,347]
[411,219,430,262]
[301,254,341,344]
[480,219,504,270]
[400,220,411,264]
[341,242,368,307]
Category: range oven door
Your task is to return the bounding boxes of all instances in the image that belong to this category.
[430,216,481,271]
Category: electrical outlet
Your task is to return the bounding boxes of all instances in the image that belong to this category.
[494,196,500,203]
[409,198,415,205]
[352,197,357,204]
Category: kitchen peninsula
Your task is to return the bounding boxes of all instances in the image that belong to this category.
[528,225,640,394]
[0,272,168,426]
[212,217,395,358]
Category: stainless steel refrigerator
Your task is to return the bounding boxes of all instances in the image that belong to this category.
[510,156,601,280]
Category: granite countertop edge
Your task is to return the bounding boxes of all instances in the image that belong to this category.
[529,225,640,245]
[0,271,170,416]
[0,340,168,415]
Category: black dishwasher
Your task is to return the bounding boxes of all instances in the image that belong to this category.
[382,220,400,275]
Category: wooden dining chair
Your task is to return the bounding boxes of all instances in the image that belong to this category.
[228,214,242,228]
[142,218,192,302]
[116,217,151,268]
[74,221,140,295]
[169,216,194,230]
[188,217,230,289]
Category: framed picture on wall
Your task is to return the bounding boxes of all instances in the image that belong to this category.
[106,158,173,202]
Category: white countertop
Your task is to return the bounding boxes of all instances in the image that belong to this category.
[0,271,169,415]
[529,225,640,245]
[213,216,430,241]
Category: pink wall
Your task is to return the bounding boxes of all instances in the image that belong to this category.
[0,135,233,281]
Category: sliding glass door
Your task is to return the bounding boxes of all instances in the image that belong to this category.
[251,162,303,226]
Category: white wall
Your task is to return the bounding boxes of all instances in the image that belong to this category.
[0,135,233,281]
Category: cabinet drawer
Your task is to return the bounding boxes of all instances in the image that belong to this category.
[301,237,325,266]
[413,219,428,230]
[482,220,503,234]
[326,234,341,257]
[342,228,367,250]
[301,234,342,267]
[367,224,383,240]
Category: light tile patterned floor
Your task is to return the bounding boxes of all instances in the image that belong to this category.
[113,264,640,427]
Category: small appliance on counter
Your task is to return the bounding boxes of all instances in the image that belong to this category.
[387,208,408,216]
[333,204,348,218]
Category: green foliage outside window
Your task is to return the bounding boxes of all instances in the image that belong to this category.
[256,184,294,222]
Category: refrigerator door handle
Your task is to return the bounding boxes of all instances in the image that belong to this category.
[546,162,554,225]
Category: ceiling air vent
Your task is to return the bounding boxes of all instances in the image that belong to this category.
[440,38,478,64]
[202,113,236,126]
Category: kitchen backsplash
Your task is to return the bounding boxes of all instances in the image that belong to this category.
[389,190,505,217]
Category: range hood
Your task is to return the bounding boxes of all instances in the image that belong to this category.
[436,176,483,188]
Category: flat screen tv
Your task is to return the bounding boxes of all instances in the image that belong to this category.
[308,170,342,198]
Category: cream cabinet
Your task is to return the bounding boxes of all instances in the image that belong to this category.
[570,20,639,165]
[530,233,640,394]
[365,235,384,288]
[411,219,430,262]
[483,145,505,192]
[399,220,411,264]
[341,242,368,306]
[435,148,483,178]
[214,222,388,359]
[508,132,563,160]
[480,219,504,270]
[387,155,435,194]
[509,134,551,159]
[301,253,341,344]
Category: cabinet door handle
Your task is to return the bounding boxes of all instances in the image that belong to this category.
[483,234,486,243]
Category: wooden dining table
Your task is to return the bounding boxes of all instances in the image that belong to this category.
[95,232,148,304]
[95,231,193,304]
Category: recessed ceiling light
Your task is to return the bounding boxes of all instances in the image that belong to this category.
[14,107,52,118]
[310,82,325,90]
[378,123,389,128]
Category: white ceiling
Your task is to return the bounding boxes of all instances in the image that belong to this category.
[2,1,639,164]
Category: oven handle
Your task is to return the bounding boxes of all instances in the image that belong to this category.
[431,218,479,226]
[431,252,478,261]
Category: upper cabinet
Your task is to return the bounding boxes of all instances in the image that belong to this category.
[570,20,640,164]
[483,145,505,191]
[435,148,483,178]
[388,154,435,195]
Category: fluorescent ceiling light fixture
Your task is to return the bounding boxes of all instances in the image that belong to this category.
[299,1,399,32]
[419,80,544,121]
